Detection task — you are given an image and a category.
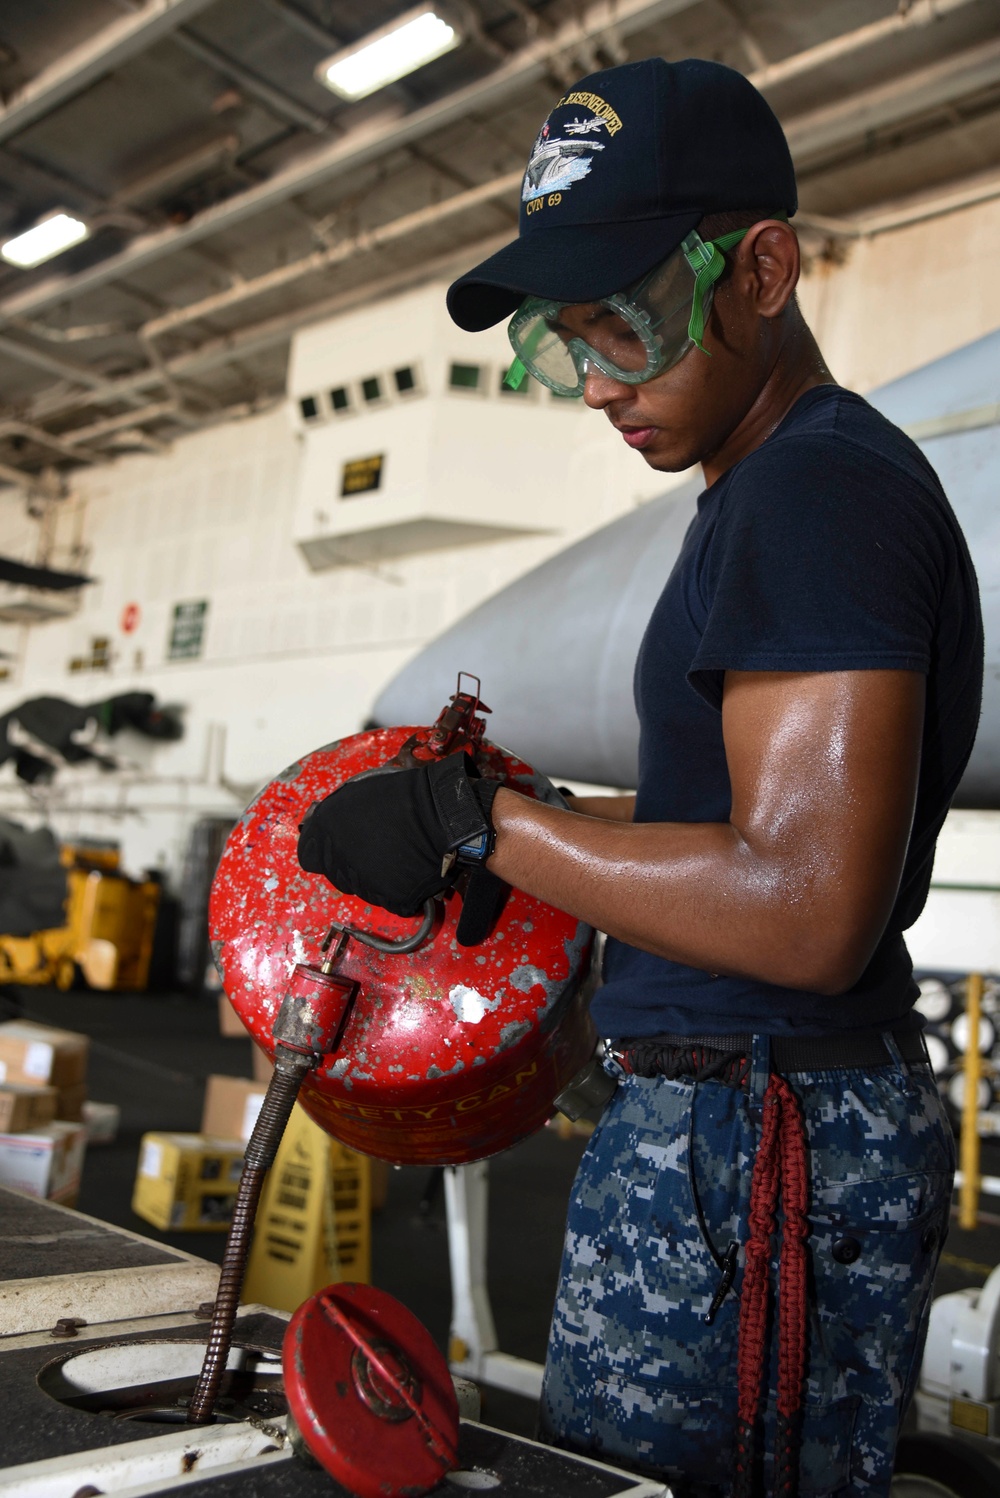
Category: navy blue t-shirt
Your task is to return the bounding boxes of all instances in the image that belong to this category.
[593,384,983,1040]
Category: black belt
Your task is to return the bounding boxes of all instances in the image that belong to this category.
[612,1022,929,1079]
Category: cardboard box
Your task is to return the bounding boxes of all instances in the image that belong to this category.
[0,1120,87,1203]
[0,1083,57,1134]
[55,1081,87,1121]
[0,1021,89,1089]
[82,1099,120,1145]
[132,1132,245,1232]
[218,996,246,1038]
[201,1075,267,1145]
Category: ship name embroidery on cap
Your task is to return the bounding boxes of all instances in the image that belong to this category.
[521,91,623,203]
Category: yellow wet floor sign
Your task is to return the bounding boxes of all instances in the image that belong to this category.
[243,1103,370,1313]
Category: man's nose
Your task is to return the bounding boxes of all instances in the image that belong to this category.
[582,364,634,410]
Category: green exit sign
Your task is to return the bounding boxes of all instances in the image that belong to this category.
[169,599,208,661]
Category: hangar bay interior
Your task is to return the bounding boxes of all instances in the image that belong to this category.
[1,3,1000,1496]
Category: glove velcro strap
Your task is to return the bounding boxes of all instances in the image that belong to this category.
[428,752,489,849]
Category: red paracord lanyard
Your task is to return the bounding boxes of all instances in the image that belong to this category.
[733,1073,810,1498]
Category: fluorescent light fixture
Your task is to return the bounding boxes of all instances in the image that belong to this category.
[317,6,460,101]
[1,211,89,268]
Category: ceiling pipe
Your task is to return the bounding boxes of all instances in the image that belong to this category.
[155,233,512,377]
[140,169,523,340]
[0,460,30,490]
[0,0,699,324]
[0,332,151,406]
[786,34,1000,164]
[797,163,1000,238]
[105,427,171,453]
[0,419,101,464]
[61,400,178,443]
[171,28,331,134]
[257,0,344,52]
[747,0,983,93]
[0,0,219,146]
[112,133,241,210]
[8,316,123,343]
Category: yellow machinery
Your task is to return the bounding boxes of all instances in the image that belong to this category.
[0,845,160,992]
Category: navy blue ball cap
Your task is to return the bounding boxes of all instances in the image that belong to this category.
[447,57,797,332]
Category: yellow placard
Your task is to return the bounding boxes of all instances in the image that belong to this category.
[243,1105,370,1313]
[950,1397,991,1436]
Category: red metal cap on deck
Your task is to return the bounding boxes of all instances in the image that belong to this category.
[283,1283,459,1497]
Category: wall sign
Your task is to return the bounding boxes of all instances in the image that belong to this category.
[341,453,384,498]
[168,600,208,661]
[121,601,141,634]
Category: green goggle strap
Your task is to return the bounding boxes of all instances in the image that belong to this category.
[503,307,553,390]
[503,355,528,391]
[683,227,749,353]
[684,213,789,353]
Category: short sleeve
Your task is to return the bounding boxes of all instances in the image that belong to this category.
[689,437,944,709]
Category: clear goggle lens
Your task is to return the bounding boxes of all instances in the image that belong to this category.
[506,227,752,398]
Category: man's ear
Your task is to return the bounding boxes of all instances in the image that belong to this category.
[738,220,800,319]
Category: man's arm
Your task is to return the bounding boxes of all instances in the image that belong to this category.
[489,669,924,995]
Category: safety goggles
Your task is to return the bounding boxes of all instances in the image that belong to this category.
[504,226,751,398]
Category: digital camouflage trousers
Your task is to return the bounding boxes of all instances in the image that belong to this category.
[539,1035,955,1497]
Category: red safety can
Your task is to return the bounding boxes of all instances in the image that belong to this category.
[209,693,596,1166]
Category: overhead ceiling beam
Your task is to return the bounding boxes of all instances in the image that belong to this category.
[0,0,699,323]
[797,162,1000,238]
[161,232,515,378]
[786,35,1000,164]
[62,400,178,443]
[0,461,30,490]
[749,0,981,92]
[0,0,220,147]
[0,332,149,405]
[141,169,524,339]
[0,419,101,464]
[172,27,330,133]
[257,0,343,54]
[112,133,240,210]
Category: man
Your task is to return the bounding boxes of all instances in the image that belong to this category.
[298,59,982,1498]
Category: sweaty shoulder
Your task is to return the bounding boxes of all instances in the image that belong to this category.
[690,385,957,707]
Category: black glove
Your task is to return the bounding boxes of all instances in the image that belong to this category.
[297,751,501,919]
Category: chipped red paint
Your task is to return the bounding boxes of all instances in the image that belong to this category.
[209,726,596,1165]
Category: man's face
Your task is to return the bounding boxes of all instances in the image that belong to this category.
[559,279,760,472]
[559,225,796,475]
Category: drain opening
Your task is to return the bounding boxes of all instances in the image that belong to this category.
[37,1339,286,1426]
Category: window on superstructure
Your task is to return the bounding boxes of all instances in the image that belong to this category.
[449,362,481,391]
